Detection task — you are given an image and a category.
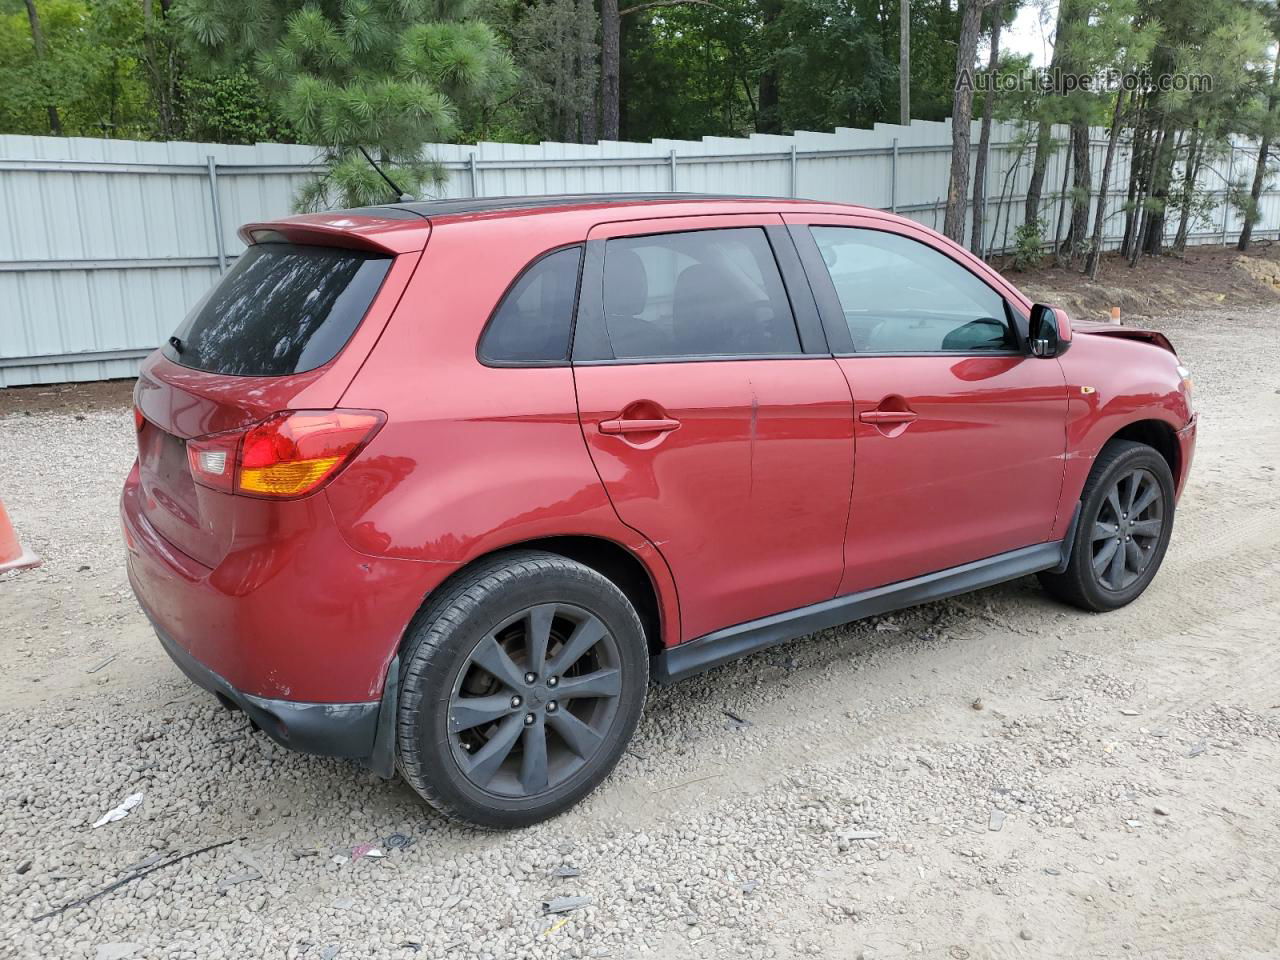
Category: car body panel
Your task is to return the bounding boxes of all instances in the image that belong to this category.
[332,213,684,646]
[1053,328,1195,531]
[119,194,1198,757]
[573,358,855,641]
[123,459,438,702]
[834,352,1069,592]
[782,210,1069,592]
[569,212,854,641]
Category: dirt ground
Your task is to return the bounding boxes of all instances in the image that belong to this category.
[2,290,1279,958]
[1008,241,1280,322]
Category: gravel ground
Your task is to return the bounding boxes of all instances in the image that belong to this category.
[2,306,1279,960]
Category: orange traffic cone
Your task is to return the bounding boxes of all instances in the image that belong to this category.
[0,497,40,574]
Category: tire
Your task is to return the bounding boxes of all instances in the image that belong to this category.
[1039,439,1176,612]
[396,549,648,828]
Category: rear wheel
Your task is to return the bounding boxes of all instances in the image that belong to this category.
[396,550,647,828]
[1039,439,1175,612]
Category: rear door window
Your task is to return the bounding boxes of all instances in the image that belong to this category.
[600,228,801,359]
[165,243,393,376]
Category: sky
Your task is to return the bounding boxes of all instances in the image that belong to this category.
[995,0,1058,67]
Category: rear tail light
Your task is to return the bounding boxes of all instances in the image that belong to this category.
[134,405,145,432]
[186,409,384,499]
[239,411,384,497]
[187,432,240,493]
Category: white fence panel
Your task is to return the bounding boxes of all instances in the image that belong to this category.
[1,119,1274,386]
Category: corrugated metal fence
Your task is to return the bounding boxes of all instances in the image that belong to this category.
[1,118,1274,386]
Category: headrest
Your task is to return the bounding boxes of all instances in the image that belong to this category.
[604,247,649,317]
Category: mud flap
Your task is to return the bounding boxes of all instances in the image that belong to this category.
[366,654,400,779]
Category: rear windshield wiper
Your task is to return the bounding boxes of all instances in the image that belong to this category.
[168,335,184,354]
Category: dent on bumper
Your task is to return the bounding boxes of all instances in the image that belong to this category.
[153,619,381,760]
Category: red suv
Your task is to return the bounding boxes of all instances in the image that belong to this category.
[123,194,1197,826]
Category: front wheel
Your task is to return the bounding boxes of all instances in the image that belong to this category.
[396,550,648,828]
[1039,439,1176,612]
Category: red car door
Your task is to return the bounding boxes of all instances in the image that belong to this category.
[571,215,854,642]
[784,213,1068,595]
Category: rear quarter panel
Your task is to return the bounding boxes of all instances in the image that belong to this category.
[1052,332,1192,537]
[329,214,682,645]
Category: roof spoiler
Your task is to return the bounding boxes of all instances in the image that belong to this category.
[238,214,428,255]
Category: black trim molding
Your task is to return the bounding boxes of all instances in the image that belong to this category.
[653,538,1071,684]
[150,619,382,760]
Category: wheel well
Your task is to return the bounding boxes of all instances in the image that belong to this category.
[522,537,664,657]
[1109,419,1179,480]
[411,536,665,658]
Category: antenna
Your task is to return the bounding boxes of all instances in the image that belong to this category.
[358,146,415,203]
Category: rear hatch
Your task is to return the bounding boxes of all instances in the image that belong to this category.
[133,220,424,567]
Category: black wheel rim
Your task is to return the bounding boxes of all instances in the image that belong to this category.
[447,603,622,799]
[1091,467,1164,591]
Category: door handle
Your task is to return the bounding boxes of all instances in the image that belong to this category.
[599,417,681,435]
[859,410,918,425]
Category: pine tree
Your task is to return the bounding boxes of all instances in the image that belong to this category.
[176,0,515,209]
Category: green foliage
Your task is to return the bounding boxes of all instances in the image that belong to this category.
[1011,219,1044,271]
[1167,173,1221,234]
[615,0,964,139]
[770,0,896,132]
[175,0,516,207]
[180,69,293,144]
[0,0,152,138]
[619,0,760,139]
[475,0,598,142]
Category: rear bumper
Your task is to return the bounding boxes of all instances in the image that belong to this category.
[121,460,449,703]
[150,615,381,759]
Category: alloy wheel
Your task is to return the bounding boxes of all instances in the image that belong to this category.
[447,603,623,799]
[1090,467,1164,591]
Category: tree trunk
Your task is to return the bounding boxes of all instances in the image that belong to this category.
[578,0,598,143]
[1086,89,1127,280]
[757,0,782,133]
[1141,123,1175,256]
[991,137,1027,256]
[1239,55,1280,251]
[581,0,599,144]
[899,0,911,125]
[1024,122,1055,230]
[23,0,62,136]
[1173,125,1203,252]
[1062,118,1092,266]
[600,0,621,140]
[1239,134,1274,251]
[1023,0,1078,230]
[1052,143,1072,264]
[969,3,1001,256]
[1126,106,1157,259]
[1130,123,1167,266]
[943,0,985,243]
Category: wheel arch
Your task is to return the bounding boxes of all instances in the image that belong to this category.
[398,534,675,660]
[1063,416,1180,508]
[1107,418,1180,483]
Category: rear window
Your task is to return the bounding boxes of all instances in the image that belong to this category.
[164,243,393,376]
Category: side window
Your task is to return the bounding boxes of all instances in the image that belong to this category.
[601,227,801,359]
[811,227,1016,353]
[478,246,582,363]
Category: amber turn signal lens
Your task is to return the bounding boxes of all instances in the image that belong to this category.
[236,410,384,499]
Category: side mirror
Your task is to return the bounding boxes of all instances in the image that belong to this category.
[1028,303,1073,358]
